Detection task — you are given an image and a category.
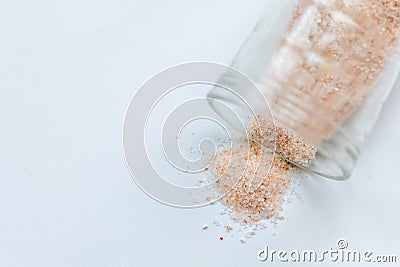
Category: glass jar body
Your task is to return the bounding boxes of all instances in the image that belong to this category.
[208,0,400,179]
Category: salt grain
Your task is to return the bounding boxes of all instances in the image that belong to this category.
[224,225,233,232]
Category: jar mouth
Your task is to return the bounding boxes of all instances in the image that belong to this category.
[307,128,360,180]
[207,89,360,181]
[243,124,359,181]
[278,135,360,180]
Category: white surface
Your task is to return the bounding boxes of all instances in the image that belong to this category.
[0,0,399,266]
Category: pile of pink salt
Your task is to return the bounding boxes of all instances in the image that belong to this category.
[209,118,316,226]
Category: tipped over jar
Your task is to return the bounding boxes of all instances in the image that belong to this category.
[208,0,400,180]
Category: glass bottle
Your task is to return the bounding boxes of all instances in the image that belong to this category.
[208,0,400,180]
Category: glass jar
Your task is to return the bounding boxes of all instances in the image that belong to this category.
[207,0,400,180]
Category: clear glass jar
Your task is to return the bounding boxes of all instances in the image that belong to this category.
[208,0,400,180]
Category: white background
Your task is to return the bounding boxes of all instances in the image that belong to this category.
[0,0,399,266]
